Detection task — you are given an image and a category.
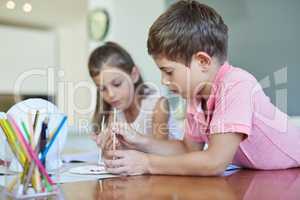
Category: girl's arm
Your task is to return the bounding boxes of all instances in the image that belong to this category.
[151,97,169,140]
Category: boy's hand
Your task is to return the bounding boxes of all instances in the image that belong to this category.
[104,150,150,176]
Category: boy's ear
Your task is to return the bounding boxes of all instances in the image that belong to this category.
[131,66,140,83]
[194,52,212,71]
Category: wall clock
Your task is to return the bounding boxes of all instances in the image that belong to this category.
[88,8,110,41]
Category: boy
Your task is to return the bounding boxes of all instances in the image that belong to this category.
[104,0,300,176]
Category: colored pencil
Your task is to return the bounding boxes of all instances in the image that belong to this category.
[40,115,67,161]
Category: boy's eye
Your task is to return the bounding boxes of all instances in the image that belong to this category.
[165,71,173,75]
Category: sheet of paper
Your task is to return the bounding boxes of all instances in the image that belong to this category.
[52,172,118,184]
[226,164,241,171]
[69,165,109,175]
[49,163,118,184]
[0,166,15,176]
[0,174,18,187]
[222,164,241,176]
[62,151,98,163]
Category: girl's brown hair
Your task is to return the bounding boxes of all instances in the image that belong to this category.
[88,41,151,132]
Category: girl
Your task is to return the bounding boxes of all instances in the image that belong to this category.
[88,42,180,156]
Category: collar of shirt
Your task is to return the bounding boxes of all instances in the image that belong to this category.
[187,62,231,115]
[185,62,232,135]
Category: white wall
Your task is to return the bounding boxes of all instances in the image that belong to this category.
[0,9,90,129]
[194,0,300,116]
[111,0,164,86]
[89,0,165,86]
[56,18,91,127]
[0,25,57,94]
[78,0,166,132]
[0,0,166,132]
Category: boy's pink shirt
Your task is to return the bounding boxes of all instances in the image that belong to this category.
[185,62,300,169]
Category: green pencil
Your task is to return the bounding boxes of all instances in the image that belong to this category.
[21,121,31,143]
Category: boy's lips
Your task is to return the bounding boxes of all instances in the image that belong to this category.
[169,88,185,98]
[170,89,179,94]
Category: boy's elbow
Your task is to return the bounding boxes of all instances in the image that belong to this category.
[201,159,228,176]
[184,153,229,176]
[208,164,227,176]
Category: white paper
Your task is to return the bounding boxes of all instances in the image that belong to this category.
[69,165,109,175]
[62,151,98,163]
[51,164,117,184]
[52,172,118,184]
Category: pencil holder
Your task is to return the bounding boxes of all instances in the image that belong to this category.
[0,125,63,199]
[0,99,68,199]
[1,125,62,200]
[0,121,13,172]
[1,183,62,200]
[7,99,68,172]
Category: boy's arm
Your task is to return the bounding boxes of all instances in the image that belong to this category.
[148,133,244,175]
[118,128,204,155]
[116,104,204,155]
[141,135,204,155]
[105,132,243,176]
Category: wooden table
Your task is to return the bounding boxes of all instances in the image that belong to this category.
[61,169,300,200]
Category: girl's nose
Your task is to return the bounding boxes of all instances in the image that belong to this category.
[107,88,115,98]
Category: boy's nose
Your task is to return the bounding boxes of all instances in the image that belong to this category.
[161,76,171,86]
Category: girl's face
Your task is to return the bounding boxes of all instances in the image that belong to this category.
[93,66,136,110]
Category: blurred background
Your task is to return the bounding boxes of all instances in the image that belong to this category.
[0,0,300,153]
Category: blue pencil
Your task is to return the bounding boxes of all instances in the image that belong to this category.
[40,116,67,161]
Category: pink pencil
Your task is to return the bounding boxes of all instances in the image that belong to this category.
[7,115,54,185]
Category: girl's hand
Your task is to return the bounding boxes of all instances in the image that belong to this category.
[91,128,122,159]
[112,123,145,149]
[104,150,150,176]
[0,159,5,166]
[91,129,110,150]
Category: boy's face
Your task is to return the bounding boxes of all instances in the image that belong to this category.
[154,54,213,100]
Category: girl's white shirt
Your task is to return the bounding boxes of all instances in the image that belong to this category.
[116,92,182,140]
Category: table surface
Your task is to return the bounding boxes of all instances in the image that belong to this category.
[60,168,300,200]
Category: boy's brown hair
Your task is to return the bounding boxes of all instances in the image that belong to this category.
[147,0,228,65]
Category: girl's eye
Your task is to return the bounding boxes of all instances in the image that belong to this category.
[112,80,122,87]
[99,86,106,92]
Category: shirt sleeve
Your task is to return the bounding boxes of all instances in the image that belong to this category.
[209,80,256,136]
